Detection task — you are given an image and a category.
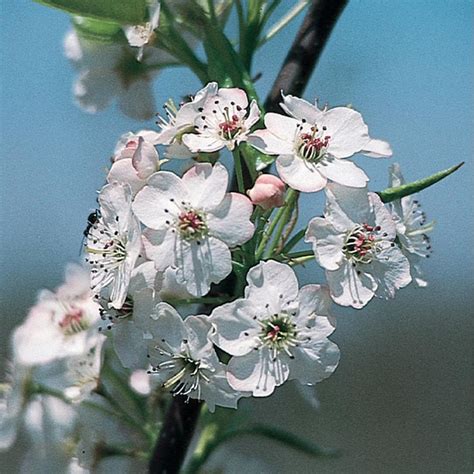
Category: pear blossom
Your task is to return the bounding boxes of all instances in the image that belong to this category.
[249,94,392,192]
[63,339,104,402]
[107,132,161,196]
[144,303,245,411]
[132,162,254,296]
[85,182,142,309]
[305,183,412,308]
[182,86,261,152]
[64,28,166,120]
[13,264,101,366]
[20,395,78,474]
[124,1,161,61]
[153,82,219,159]
[247,174,286,210]
[387,164,434,287]
[211,260,340,397]
[76,393,148,472]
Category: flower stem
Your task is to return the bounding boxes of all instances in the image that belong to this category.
[232,148,246,194]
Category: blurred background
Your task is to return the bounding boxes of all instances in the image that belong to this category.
[1,0,472,472]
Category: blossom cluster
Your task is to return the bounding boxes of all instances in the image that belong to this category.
[1,83,435,470]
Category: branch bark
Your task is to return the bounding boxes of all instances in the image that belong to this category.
[264,0,349,113]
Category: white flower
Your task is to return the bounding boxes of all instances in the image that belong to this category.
[124,1,161,61]
[76,393,148,472]
[305,183,412,308]
[388,163,434,287]
[133,162,254,296]
[153,82,219,158]
[182,86,261,152]
[13,264,101,366]
[85,182,142,309]
[64,28,162,120]
[144,302,245,411]
[63,339,104,403]
[211,260,340,397]
[249,94,392,192]
[20,395,78,474]
[107,131,161,197]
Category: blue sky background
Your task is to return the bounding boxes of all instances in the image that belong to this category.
[1,1,472,472]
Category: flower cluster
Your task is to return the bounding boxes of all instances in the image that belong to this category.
[2,83,438,469]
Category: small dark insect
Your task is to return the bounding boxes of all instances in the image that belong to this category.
[83,210,101,239]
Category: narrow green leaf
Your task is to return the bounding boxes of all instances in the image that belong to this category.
[34,0,147,25]
[239,424,340,458]
[378,162,464,203]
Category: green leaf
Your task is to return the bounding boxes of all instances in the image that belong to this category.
[378,162,464,203]
[72,16,123,43]
[34,0,147,25]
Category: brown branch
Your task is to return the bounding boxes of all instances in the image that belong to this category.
[264,0,349,113]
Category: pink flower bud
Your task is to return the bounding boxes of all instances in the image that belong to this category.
[247,174,286,210]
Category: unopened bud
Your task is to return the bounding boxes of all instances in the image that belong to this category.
[247,174,286,210]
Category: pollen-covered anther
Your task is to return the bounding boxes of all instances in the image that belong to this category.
[343,223,383,264]
[296,125,331,162]
[259,313,299,357]
[177,209,208,241]
[58,308,89,335]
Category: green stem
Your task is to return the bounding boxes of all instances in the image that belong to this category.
[232,148,246,194]
[255,206,286,260]
[281,228,307,254]
[264,189,299,259]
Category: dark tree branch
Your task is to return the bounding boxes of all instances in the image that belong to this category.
[148,2,348,472]
[264,0,349,113]
[149,397,201,473]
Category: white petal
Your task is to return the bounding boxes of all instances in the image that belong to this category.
[132,137,159,179]
[227,348,289,397]
[305,217,345,271]
[297,284,334,325]
[175,236,232,297]
[247,129,293,155]
[119,79,156,120]
[208,192,254,247]
[368,246,412,299]
[318,158,369,188]
[113,320,149,369]
[363,138,392,158]
[74,70,117,114]
[210,299,260,356]
[325,183,370,229]
[369,192,397,239]
[133,171,188,229]
[264,113,299,142]
[182,133,225,153]
[107,159,145,196]
[142,228,176,272]
[276,154,327,193]
[243,100,261,129]
[280,94,324,123]
[149,302,186,352]
[245,260,299,313]
[182,162,228,211]
[323,107,370,158]
[288,340,340,384]
[326,262,377,309]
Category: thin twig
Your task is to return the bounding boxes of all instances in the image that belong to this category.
[264,0,349,113]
